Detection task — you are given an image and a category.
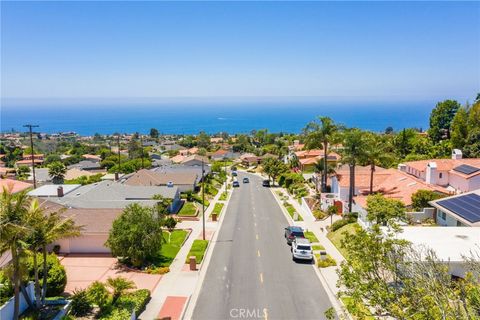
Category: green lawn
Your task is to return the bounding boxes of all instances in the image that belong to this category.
[327,222,360,260]
[341,296,374,319]
[212,203,224,216]
[178,202,198,216]
[219,192,228,201]
[285,203,303,221]
[312,244,325,251]
[153,230,189,267]
[185,240,209,263]
[314,253,337,268]
[304,231,319,243]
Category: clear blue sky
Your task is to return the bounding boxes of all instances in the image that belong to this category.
[1,1,479,102]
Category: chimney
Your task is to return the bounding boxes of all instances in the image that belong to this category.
[425,162,437,185]
[115,172,119,181]
[57,186,64,197]
[452,149,463,160]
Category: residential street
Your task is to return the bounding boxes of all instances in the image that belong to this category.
[192,172,333,320]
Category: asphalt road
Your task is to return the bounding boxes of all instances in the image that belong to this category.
[192,172,333,320]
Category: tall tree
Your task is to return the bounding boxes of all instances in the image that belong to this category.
[106,203,164,267]
[450,106,470,149]
[366,194,406,227]
[341,129,366,212]
[149,128,159,139]
[362,134,392,194]
[25,200,81,305]
[0,190,31,320]
[48,161,67,184]
[428,99,461,142]
[303,117,339,192]
[262,157,288,186]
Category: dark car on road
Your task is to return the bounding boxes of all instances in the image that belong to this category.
[232,171,238,177]
[243,177,249,183]
[284,226,305,245]
[232,180,240,187]
[262,180,270,187]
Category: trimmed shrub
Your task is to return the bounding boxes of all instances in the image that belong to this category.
[164,217,177,231]
[115,289,150,316]
[70,289,92,317]
[25,253,67,296]
[0,269,13,305]
[317,255,337,268]
[87,281,110,310]
[330,217,356,232]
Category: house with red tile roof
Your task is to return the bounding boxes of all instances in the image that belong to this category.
[293,149,341,171]
[399,150,480,193]
[0,178,33,194]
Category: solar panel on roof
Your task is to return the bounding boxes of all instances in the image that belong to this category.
[437,193,480,223]
[453,164,480,175]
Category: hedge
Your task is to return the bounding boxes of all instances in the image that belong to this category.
[25,252,67,296]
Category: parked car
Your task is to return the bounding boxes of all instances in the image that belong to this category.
[284,226,305,245]
[243,177,249,183]
[232,171,238,176]
[233,180,240,187]
[291,238,313,262]
[262,179,270,187]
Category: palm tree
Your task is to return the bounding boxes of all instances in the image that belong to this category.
[304,117,339,192]
[48,161,67,184]
[38,210,81,303]
[313,159,336,192]
[340,129,366,212]
[0,189,31,320]
[105,276,136,303]
[362,134,393,194]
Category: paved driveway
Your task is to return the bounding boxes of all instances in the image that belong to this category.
[60,254,162,294]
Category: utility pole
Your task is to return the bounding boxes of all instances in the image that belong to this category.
[140,135,144,169]
[23,124,39,188]
[202,158,205,240]
[117,135,121,176]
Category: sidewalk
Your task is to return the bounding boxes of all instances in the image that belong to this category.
[140,182,232,320]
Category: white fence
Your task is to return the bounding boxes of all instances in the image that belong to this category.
[0,282,35,320]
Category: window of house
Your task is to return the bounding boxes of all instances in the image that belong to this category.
[439,211,446,220]
[439,173,443,178]
[456,220,463,227]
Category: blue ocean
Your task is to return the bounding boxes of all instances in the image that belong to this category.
[1,99,433,135]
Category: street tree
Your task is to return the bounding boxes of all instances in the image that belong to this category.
[262,157,288,186]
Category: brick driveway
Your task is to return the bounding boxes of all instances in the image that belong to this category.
[59,254,162,294]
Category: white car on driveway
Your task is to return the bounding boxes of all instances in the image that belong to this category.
[291,238,313,262]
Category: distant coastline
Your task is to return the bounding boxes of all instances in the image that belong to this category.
[2,99,434,135]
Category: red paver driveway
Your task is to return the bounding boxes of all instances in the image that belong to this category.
[60,254,162,294]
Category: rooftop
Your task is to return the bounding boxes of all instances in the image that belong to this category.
[0,179,33,194]
[31,180,178,209]
[430,190,480,226]
[391,226,480,263]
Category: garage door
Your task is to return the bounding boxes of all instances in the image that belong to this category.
[68,235,110,253]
